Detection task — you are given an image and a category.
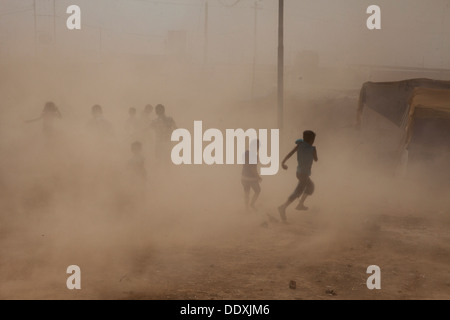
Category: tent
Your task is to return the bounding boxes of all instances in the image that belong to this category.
[405,87,450,156]
[357,78,450,129]
[356,79,450,175]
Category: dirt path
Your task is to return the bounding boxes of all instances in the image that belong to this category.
[2,201,449,300]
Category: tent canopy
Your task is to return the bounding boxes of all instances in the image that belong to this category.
[406,88,450,148]
[357,78,450,128]
[408,87,450,119]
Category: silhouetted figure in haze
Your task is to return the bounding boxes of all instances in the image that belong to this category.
[241,139,262,211]
[278,130,318,223]
[86,104,115,140]
[138,104,155,150]
[151,104,177,163]
[26,101,62,139]
[128,141,147,182]
[125,107,140,142]
[142,104,154,125]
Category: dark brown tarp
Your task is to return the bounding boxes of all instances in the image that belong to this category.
[357,78,450,128]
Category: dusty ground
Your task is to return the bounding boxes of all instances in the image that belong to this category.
[1,186,450,300]
[1,91,449,301]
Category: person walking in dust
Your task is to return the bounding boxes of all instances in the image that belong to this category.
[26,101,62,140]
[125,140,149,207]
[141,104,154,128]
[86,104,115,141]
[241,139,262,211]
[278,130,318,223]
[138,104,155,157]
[151,104,177,164]
[125,107,140,142]
[128,140,147,183]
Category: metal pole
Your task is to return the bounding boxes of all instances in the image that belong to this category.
[204,1,209,65]
[277,0,284,130]
[53,0,56,45]
[251,1,258,100]
[99,27,103,62]
[34,0,38,57]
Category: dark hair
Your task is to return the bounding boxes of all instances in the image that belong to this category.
[155,104,165,115]
[303,130,316,143]
[129,107,137,114]
[144,104,153,113]
[44,101,57,112]
[92,104,102,114]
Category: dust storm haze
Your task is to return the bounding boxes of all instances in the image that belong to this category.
[0,0,450,300]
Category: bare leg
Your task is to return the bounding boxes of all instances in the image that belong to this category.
[250,193,260,209]
[278,178,304,222]
[242,182,251,211]
[244,190,250,210]
[295,193,309,210]
[250,183,261,209]
[296,177,313,211]
[278,198,295,222]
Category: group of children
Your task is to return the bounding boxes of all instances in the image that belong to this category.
[125,104,177,182]
[27,101,317,223]
[241,130,318,223]
[27,101,177,184]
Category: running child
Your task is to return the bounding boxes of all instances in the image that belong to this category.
[278,130,318,222]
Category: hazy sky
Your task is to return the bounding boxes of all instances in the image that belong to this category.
[1,0,450,68]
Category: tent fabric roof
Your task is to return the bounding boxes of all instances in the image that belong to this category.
[357,78,450,128]
[408,87,450,118]
[405,88,450,146]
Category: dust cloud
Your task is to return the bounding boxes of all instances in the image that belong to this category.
[0,0,449,300]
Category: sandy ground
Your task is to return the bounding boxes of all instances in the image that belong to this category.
[1,187,450,300]
[0,88,449,300]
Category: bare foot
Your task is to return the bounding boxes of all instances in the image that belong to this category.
[295,203,309,211]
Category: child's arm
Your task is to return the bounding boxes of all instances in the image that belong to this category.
[281,145,298,170]
[55,108,62,119]
[313,148,318,162]
[171,118,178,130]
[25,116,42,123]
